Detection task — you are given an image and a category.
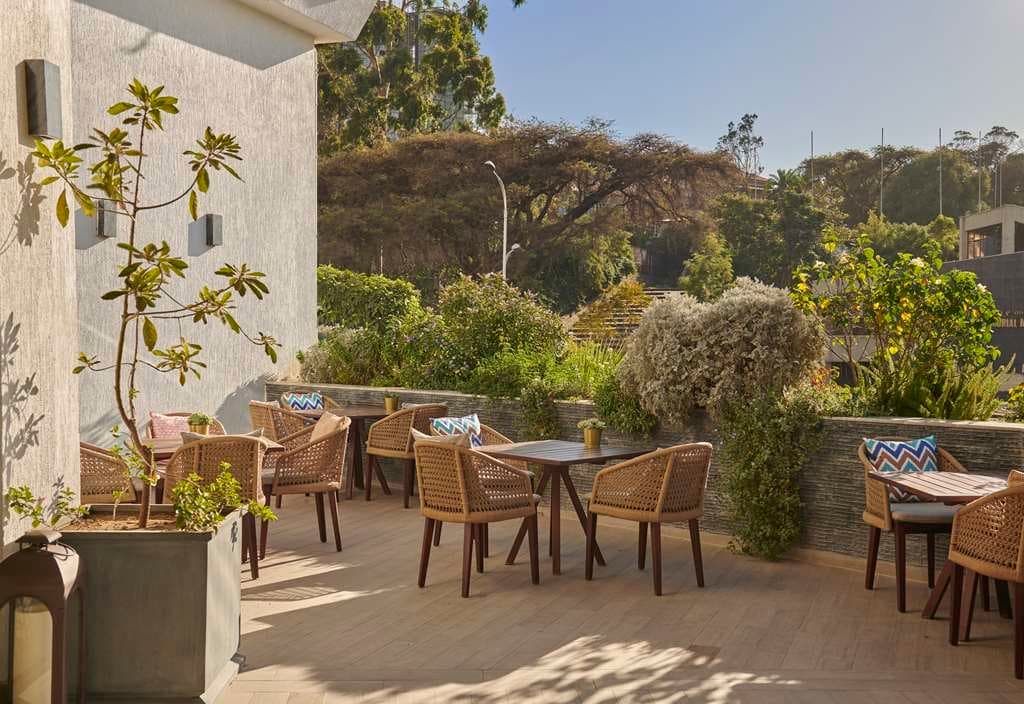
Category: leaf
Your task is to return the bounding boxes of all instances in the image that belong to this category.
[56,190,69,227]
[39,175,59,185]
[196,168,209,193]
[101,290,125,300]
[142,317,158,350]
[188,190,198,221]
[107,101,135,115]
[74,190,95,217]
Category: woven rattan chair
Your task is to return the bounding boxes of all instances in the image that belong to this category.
[859,438,963,612]
[586,443,712,596]
[427,422,529,550]
[1009,470,1024,486]
[947,482,1024,678]
[366,403,448,507]
[164,435,269,578]
[249,400,309,441]
[80,441,137,504]
[144,411,226,437]
[259,416,351,558]
[413,439,539,597]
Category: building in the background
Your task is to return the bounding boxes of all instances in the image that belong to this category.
[958,204,1024,259]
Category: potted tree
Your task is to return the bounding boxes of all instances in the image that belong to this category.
[27,78,280,703]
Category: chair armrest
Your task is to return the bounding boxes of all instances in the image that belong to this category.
[464,450,535,513]
[276,425,315,452]
[938,448,967,473]
[950,485,1024,581]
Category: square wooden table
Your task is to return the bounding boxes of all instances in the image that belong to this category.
[296,405,389,499]
[479,440,654,575]
[868,470,1011,630]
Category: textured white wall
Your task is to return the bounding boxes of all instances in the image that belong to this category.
[0,0,81,550]
[71,0,319,438]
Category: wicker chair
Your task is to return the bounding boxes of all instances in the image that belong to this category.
[80,442,137,504]
[144,411,226,437]
[259,415,351,558]
[859,438,963,612]
[947,482,1024,678]
[365,403,448,507]
[413,439,539,597]
[1009,470,1024,486]
[164,435,269,579]
[249,400,309,441]
[586,443,712,596]
[428,422,529,550]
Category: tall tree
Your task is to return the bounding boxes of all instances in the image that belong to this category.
[804,145,921,225]
[317,0,516,154]
[882,149,980,225]
[717,113,764,190]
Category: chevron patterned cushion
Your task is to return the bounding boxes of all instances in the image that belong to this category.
[282,392,324,411]
[432,414,484,448]
[863,435,939,503]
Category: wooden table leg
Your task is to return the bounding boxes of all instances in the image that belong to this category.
[506,469,551,565]
[550,469,561,575]
[995,579,1014,619]
[922,560,954,619]
[562,469,606,566]
[347,419,365,499]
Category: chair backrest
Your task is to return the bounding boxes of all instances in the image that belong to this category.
[163,435,268,502]
[950,483,1024,583]
[249,400,307,441]
[1009,469,1024,486]
[413,441,468,517]
[413,440,532,520]
[80,441,136,504]
[146,411,226,438]
[369,403,448,454]
[271,416,351,493]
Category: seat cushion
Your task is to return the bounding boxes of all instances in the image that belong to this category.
[889,502,957,524]
[282,391,324,411]
[431,414,484,448]
[863,436,939,502]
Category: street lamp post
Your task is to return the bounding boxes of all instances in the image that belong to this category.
[484,160,511,279]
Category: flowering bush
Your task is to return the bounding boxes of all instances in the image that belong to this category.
[618,279,824,421]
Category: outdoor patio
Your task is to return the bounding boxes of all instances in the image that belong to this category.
[220,491,1023,703]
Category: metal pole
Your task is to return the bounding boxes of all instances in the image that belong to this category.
[809,130,814,202]
[879,128,884,219]
[938,127,943,216]
[978,128,983,211]
[485,161,509,279]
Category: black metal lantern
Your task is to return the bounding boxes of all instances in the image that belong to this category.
[0,529,85,704]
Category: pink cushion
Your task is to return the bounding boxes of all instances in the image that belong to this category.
[149,412,190,438]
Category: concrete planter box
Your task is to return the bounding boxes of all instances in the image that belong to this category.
[60,505,242,703]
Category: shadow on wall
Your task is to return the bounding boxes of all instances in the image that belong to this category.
[218,373,276,434]
[80,0,313,70]
[0,152,44,257]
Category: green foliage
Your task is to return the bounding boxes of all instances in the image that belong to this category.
[593,374,658,436]
[464,349,556,398]
[862,358,1007,421]
[793,236,1000,406]
[545,342,624,399]
[317,0,511,153]
[619,279,824,422]
[677,232,734,301]
[520,377,563,440]
[1007,384,1024,422]
[4,485,89,529]
[576,418,606,430]
[570,279,651,348]
[718,377,847,560]
[882,149,979,225]
[171,467,277,533]
[187,412,212,426]
[316,266,421,331]
[32,79,279,528]
[844,212,959,262]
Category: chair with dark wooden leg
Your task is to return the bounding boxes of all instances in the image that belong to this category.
[413,439,539,598]
[365,404,447,506]
[947,481,1024,679]
[163,435,270,579]
[260,414,351,557]
[859,438,961,612]
[585,443,712,596]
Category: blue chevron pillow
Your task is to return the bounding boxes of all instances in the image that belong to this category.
[863,435,939,503]
[431,414,484,448]
[282,391,324,411]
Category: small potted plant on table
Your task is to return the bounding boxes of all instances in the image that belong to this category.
[188,412,213,435]
[578,418,606,448]
[383,392,400,414]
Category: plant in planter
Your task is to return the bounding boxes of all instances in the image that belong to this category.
[383,392,400,413]
[187,412,214,435]
[4,484,90,528]
[31,79,280,528]
[577,417,606,447]
[171,466,277,531]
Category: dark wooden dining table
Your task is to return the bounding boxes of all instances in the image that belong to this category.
[296,405,389,499]
[479,439,655,575]
[868,470,1011,633]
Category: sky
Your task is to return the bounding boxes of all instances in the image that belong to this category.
[480,0,1024,171]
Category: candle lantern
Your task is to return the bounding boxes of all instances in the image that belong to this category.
[0,529,85,704]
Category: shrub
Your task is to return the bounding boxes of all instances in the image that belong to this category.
[677,232,734,301]
[1008,384,1024,422]
[570,279,650,348]
[171,468,276,532]
[463,349,557,398]
[546,342,623,399]
[437,274,566,372]
[520,377,564,440]
[593,374,658,436]
[864,358,1008,421]
[316,266,421,331]
[619,279,824,422]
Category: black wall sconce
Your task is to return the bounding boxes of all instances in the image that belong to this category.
[22,59,62,139]
[96,200,117,239]
[201,214,223,246]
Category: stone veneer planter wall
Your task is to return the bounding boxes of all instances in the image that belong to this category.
[268,382,1024,568]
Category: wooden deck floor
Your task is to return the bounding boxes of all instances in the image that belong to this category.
[219,492,1022,703]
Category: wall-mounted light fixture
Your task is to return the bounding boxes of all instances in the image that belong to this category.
[96,200,117,239]
[201,214,223,246]
[22,59,62,139]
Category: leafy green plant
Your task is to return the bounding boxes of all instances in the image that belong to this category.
[316,266,421,331]
[593,374,658,436]
[171,467,276,532]
[569,279,650,348]
[862,357,1008,420]
[520,377,564,440]
[462,348,556,398]
[187,412,213,426]
[677,232,734,301]
[32,79,280,528]
[4,485,89,529]
[576,418,606,430]
[546,342,623,399]
[1007,384,1024,422]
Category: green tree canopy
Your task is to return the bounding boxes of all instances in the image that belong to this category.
[881,149,980,225]
[677,232,734,301]
[804,146,921,225]
[843,212,959,262]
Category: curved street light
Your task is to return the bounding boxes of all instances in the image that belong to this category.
[484,160,513,279]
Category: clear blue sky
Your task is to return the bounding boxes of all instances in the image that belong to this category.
[481,0,1024,170]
